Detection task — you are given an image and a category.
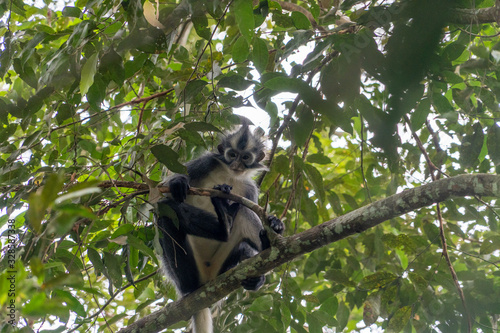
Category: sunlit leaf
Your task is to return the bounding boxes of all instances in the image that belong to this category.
[234,0,254,42]
[80,53,99,96]
[252,37,268,73]
[487,123,500,166]
[151,144,187,174]
[459,122,484,168]
[291,11,311,30]
[103,251,123,289]
[387,306,412,332]
[232,36,250,63]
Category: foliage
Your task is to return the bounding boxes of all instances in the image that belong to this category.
[0,0,500,332]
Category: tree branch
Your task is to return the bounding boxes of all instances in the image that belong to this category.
[98,181,265,218]
[118,174,500,333]
[450,6,500,25]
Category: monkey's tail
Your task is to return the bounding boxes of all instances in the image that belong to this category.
[192,308,213,333]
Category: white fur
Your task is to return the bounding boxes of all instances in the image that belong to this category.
[193,308,213,333]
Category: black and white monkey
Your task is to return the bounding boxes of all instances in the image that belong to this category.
[155,122,284,333]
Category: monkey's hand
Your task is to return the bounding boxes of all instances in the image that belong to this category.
[213,184,232,194]
[259,216,284,249]
[212,184,240,219]
[169,175,189,202]
[268,216,284,235]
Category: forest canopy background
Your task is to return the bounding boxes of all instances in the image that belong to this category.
[1,0,500,332]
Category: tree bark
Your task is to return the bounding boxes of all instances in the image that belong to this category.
[118,174,500,333]
[450,6,500,25]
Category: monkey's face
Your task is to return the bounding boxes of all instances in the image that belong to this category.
[217,124,267,175]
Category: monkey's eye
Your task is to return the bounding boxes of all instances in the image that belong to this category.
[228,151,237,159]
[242,154,250,161]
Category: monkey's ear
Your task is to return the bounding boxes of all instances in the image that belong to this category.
[256,151,266,162]
[253,127,265,138]
[217,144,224,154]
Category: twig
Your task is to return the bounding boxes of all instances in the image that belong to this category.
[404,115,472,332]
[436,204,473,333]
[359,115,372,202]
[403,115,448,179]
[68,271,158,333]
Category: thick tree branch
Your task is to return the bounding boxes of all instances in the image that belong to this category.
[118,174,500,333]
[450,6,500,25]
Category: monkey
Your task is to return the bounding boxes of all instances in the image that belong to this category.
[155,122,284,333]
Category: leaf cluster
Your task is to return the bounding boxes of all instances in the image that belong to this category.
[1,0,500,332]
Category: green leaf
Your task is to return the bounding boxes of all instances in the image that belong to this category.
[423,222,440,244]
[265,101,278,126]
[127,235,158,263]
[62,6,82,18]
[80,53,99,96]
[480,236,500,255]
[252,37,268,73]
[336,302,350,331]
[319,297,338,316]
[218,73,253,91]
[442,41,466,62]
[263,76,334,121]
[248,294,273,312]
[111,224,135,238]
[87,73,107,111]
[307,153,331,165]
[178,128,206,147]
[459,122,484,168]
[487,123,500,166]
[87,247,106,276]
[100,48,125,85]
[234,0,254,42]
[192,10,211,40]
[291,11,311,30]
[360,272,397,289]
[25,86,54,116]
[182,79,207,103]
[56,103,75,124]
[432,93,453,114]
[174,45,189,62]
[103,251,123,289]
[27,173,65,233]
[304,163,325,204]
[43,272,84,290]
[310,310,337,327]
[232,36,250,63]
[363,295,380,326]
[291,107,314,147]
[54,290,86,317]
[410,98,430,131]
[151,144,187,174]
[184,122,221,132]
[387,306,412,332]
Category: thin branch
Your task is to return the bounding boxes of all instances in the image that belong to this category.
[97,181,267,222]
[405,115,471,331]
[436,204,472,333]
[276,1,327,33]
[359,115,372,202]
[403,115,448,179]
[68,271,158,333]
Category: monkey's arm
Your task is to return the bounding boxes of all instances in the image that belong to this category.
[159,198,231,242]
[168,154,220,202]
